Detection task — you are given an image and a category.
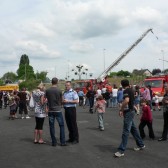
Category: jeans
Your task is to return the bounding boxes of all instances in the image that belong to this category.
[148,100,152,110]
[48,112,66,145]
[89,97,94,111]
[118,110,144,152]
[79,96,84,106]
[112,96,117,107]
[106,99,110,108]
[98,113,104,129]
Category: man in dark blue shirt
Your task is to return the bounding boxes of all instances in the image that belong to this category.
[114,79,145,158]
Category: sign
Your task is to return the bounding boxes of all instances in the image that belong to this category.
[0,85,19,91]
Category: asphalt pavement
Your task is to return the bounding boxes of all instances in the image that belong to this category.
[0,105,168,168]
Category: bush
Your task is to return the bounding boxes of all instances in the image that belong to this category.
[19,79,41,91]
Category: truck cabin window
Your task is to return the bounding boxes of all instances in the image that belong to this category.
[144,80,163,88]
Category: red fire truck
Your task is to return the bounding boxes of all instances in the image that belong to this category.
[141,75,168,102]
[72,78,112,94]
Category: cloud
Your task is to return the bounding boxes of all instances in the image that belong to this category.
[132,7,163,26]
[69,42,94,53]
[71,4,129,39]
[1,0,168,79]
[15,40,60,59]
[20,22,55,38]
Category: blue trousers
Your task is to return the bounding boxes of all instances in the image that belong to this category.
[118,110,144,152]
[48,112,66,145]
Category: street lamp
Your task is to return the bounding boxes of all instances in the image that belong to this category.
[161,50,165,73]
[25,63,27,81]
[103,48,106,71]
[89,73,93,77]
[72,65,88,80]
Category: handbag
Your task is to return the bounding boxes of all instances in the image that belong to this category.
[29,95,35,108]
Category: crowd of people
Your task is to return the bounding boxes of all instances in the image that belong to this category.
[0,89,31,120]
[1,78,168,158]
[76,80,168,157]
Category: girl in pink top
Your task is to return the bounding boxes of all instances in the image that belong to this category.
[139,99,155,140]
[95,95,106,131]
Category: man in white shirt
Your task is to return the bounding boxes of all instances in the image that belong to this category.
[96,87,102,96]
[112,85,118,107]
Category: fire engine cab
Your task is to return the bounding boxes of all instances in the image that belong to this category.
[141,74,168,102]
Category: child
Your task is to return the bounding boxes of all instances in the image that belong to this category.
[95,95,106,131]
[8,93,17,120]
[139,99,155,140]
[153,93,161,111]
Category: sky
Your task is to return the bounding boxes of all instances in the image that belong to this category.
[0,0,168,80]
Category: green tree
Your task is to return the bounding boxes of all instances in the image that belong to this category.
[36,71,48,82]
[0,79,4,85]
[19,54,30,65]
[19,79,41,91]
[1,72,18,82]
[117,70,131,77]
[108,72,117,77]
[17,54,35,80]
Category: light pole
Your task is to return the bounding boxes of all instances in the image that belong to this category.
[89,73,93,78]
[36,70,38,80]
[161,50,164,73]
[72,65,88,80]
[103,48,106,71]
[25,63,27,81]
[67,60,70,80]
[55,66,56,77]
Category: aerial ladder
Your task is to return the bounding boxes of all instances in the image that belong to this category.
[97,28,154,83]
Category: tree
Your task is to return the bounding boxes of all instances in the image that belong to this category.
[152,68,161,75]
[19,54,30,65]
[36,71,48,82]
[108,72,117,77]
[19,79,41,91]
[1,72,18,83]
[117,70,131,77]
[17,54,35,80]
[132,69,139,75]
[0,79,4,85]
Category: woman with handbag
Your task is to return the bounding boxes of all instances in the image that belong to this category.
[32,83,47,144]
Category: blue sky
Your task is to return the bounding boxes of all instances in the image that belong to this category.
[0,0,168,80]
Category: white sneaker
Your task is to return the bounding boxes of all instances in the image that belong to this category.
[20,115,24,119]
[25,116,31,119]
[114,151,124,157]
[134,145,145,151]
[100,128,104,131]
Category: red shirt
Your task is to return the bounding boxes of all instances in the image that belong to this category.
[141,105,152,122]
